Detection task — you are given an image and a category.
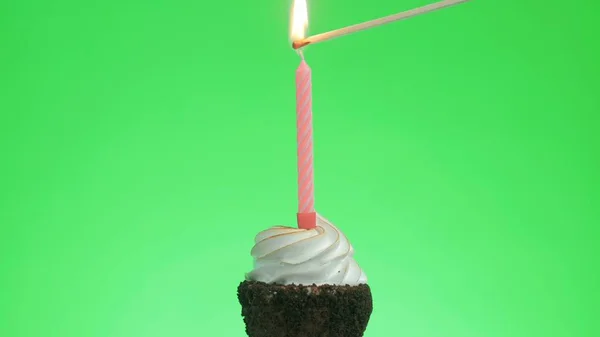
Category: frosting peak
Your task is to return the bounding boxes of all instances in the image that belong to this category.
[246,214,367,286]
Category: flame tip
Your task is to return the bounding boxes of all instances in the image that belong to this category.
[291,0,309,40]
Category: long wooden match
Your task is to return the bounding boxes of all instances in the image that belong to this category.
[292,0,471,49]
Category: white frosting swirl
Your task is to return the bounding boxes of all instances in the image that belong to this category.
[246,214,367,286]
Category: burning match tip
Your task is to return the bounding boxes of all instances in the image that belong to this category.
[292,40,310,49]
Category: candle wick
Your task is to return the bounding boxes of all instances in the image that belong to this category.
[297,49,305,60]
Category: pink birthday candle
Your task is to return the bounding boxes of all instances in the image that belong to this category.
[295,59,316,229]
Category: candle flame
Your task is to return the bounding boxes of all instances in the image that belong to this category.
[291,0,308,41]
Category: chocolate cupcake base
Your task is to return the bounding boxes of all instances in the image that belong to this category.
[237,280,373,337]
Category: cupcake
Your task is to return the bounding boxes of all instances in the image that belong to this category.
[237,214,372,337]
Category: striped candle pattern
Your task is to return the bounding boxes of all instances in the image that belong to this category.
[295,60,315,220]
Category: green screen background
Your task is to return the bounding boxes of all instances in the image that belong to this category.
[1,0,598,336]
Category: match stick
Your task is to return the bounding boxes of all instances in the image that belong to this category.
[292,0,471,49]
